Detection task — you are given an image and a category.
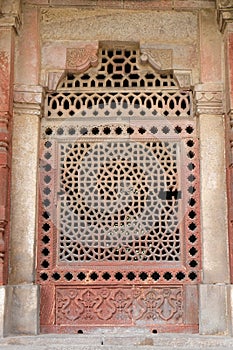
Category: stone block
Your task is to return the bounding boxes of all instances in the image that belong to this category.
[199,284,231,335]
[0,286,5,337]
[4,285,39,336]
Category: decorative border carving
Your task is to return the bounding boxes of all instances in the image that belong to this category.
[14,84,44,104]
[194,83,224,115]
[14,84,44,116]
[66,44,99,74]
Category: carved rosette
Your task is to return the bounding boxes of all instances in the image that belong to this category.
[66,44,98,74]
[56,286,183,326]
[194,84,224,116]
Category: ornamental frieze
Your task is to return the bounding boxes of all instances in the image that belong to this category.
[56,287,183,326]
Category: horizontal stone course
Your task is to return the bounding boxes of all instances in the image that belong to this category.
[2,333,233,349]
[24,0,215,8]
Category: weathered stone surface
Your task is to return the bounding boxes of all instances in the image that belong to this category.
[4,285,39,336]
[200,9,223,83]
[15,5,40,86]
[199,284,231,335]
[199,115,229,284]
[40,9,198,44]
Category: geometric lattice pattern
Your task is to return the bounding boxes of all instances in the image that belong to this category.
[38,45,200,333]
[58,48,177,90]
[59,140,180,262]
[46,48,192,119]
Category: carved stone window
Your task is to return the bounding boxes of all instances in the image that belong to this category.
[38,44,200,332]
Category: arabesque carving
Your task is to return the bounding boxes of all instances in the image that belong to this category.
[66,44,98,74]
[56,287,183,325]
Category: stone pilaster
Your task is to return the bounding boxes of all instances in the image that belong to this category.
[195,83,229,284]
[0,1,21,287]
[10,85,43,285]
[4,85,43,336]
[195,83,231,334]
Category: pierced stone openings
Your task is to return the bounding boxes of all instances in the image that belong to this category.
[37,43,200,333]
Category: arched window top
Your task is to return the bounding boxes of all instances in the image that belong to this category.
[45,44,193,120]
[57,46,178,91]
